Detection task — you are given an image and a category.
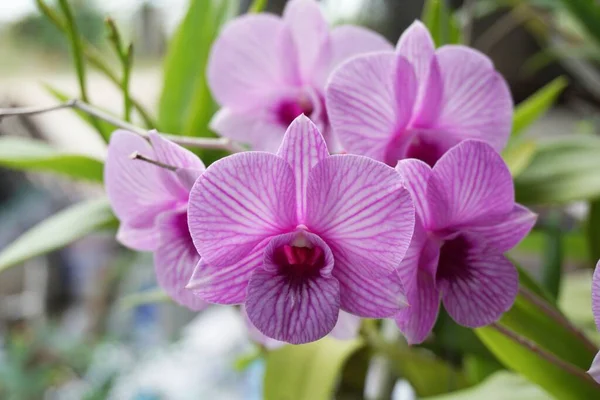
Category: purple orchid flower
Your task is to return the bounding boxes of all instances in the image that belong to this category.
[326,20,513,167]
[105,130,206,311]
[186,115,414,344]
[244,308,361,349]
[394,140,536,344]
[207,0,392,153]
[589,262,600,382]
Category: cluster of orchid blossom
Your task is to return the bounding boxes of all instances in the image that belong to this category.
[104,0,538,346]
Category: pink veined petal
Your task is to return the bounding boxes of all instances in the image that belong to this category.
[593,261,600,332]
[432,46,513,151]
[334,253,408,317]
[105,130,176,251]
[188,152,297,267]
[326,52,409,162]
[186,239,270,305]
[154,210,206,311]
[148,131,205,198]
[116,223,160,252]
[242,306,285,350]
[395,216,433,286]
[466,204,537,253]
[245,269,340,344]
[277,115,329,222]
[210,107,286,153]
[412,57,443,128]
[428,140,514,231]
[588,351,600,384]
[437,236,518,328]
[306,155,414,276]
[329,25,393,72]
[207,14,300,109]
[394,269,440,345]
[396,20,436,105]
[283,0,330,83]
[395,158,433,227]
[329,311,361,340]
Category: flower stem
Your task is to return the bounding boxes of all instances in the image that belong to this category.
[0,101,245,153]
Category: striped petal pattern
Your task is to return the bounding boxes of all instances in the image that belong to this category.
[593,262,600,332]
[427,140,514,231]
[188,152,297,267]
[277,115,329,221]
[437,236,518,327]
[306,155,414,276]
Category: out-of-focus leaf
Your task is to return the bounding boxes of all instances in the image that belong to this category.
[511,76,568,138]
[463,355,503,385]
[0,136,104,182]
[515,135,600,204]
[502,140,537,177]
[558,271,599,342]
[249,0,267,12]
[44,83,114,138]
[515,262,554,304]
[587,198,600,266]
[541,211,563,299]
[476,324,600,399]
[118,289,171,310]
[512,230,589,263]
[556,0,600,47]
[0,198,118,273]
[428,372,549,400]
[158,0,238,136]
[422,0,463,46]
[264,338,363,400]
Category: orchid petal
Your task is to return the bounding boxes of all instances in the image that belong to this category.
[588,352,600,384]
[207,14,299,109]
[277,115,329,222]
[327,52,415,162]
[329,25,393,69]
[242,306,285,349]
[306,155,414,276]
[154,210,206,311]
[437,236,518,327]
[186,239,270,305]
[396,20,435,88]
[330,311,361,340]
[395,158,433,227]
[188,152,297,267]
[105,130,175,251]
[428,140,514,231]
[433,46,513,151]
[466,204,537,253]
[593,261,600,332]
[395,269,440,344]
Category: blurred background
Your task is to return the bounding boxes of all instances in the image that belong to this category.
[1,0,599,399]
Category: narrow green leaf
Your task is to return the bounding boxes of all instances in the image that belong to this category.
[264,338,363,400]
[249,0,267,13]
[502,140,537,177]
[556,0,600,47]
[476,325,600,399]
[422,0,462,46]
[515,262,555,305]
[540,211,563,299]
[428,372,548,400]
[512,76,568,138]
[44,83,114,138]
[587,198,600,266]
[0,198,118,273]
[0,136,104,182]
[515,134,600,204]
[119,289,171,310]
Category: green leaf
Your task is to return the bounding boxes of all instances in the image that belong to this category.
[502,140,537,177]
[515,135,600,204]
[587,198,600,266]
[0,198,118,273]
[556,0,600,48]
[44,83,115,138]
[264,338,363,400]
[540,211,564,299]
[558,271,599,342]
[118,289,171,310]
[0,136,104,182]
[475,325,600,399]
[249,0,267,13]
[422,0,463,46]
[512,76,568,138]
[158,0,238,135]
[428,372,549,400]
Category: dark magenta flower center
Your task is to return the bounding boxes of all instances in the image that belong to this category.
[276,96,315,126]
[436,235,472,281]
[274,244,325,280]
